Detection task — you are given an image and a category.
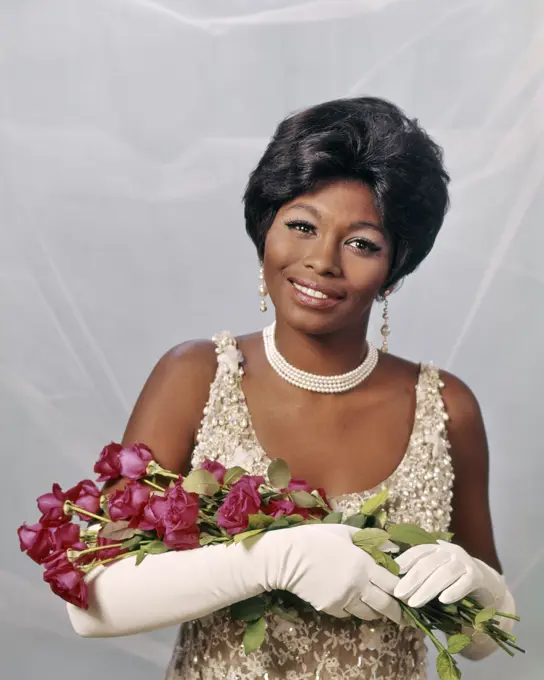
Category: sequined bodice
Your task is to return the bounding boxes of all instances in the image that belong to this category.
[165,332,454,680]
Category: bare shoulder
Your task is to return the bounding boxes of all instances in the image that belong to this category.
[120,339,218,476]
[439,369,483,428]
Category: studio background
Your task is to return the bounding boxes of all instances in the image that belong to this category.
[1,1,542,678]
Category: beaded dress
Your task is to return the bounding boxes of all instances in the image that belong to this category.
[165,332,454,680]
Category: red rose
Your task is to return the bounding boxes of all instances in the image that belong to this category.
[94,442,123,481]
[37,483,71,527]
[162,482,199,532]
[65,480,101,519]
[200,459,227,484]
[163,525,200,550]
[43,551,88,608]
[50,523,81,551]
[108,481,150,524]
[119,443,153,480]
[17,522,53,564]
[139,494,168,535]
[217,475,264,535]
[266,498,310,519]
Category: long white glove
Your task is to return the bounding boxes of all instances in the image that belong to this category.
[67,523,401,638]
[394,541,516,660]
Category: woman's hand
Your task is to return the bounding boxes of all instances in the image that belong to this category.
[393,540,509,609]
[266,523,402,624]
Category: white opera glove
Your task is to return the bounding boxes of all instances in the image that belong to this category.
[67,523,400,638]
[394,541,516,660]
[274,524,402,625]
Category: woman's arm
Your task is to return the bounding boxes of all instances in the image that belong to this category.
[395,372,516,661]
[441,371,501,572]
[67,341,402,637]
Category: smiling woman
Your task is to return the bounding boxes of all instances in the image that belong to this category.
[64,97,516,680]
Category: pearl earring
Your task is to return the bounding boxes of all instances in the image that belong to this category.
[259,265,268,313]
[381,291,391,352]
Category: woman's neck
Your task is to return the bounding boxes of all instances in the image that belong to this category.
[272,317,371,376]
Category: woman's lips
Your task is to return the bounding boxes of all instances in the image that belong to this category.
[289,280,344,309]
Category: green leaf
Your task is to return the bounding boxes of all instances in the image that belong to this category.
[430,531,455,542]
[233,528,265,543]
[231,596,266,622]
[436,650,461,680]
[135,550,147,566]
[243,617,266,655]
[182,469,220,496]
[267,458,291,490]
[322,512,344,524]
[224,466,246,486]
[474,607,496,627]
[373,509,388,528]
[285,514,307,525]
[387,523,437,546]
[344,514,367,528]
[100,520,136,541]
[352,528,391,550]
[269,516,290,530]
[199,533,218,547]
[290,490,319,508]
[121,535,144,550]
[447,633,472,654]
[143,540,169,555]
[248,513,276,530]
[367,547,400,576]
[361,488,389,515]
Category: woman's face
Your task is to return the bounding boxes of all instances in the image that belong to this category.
[263,179,393,336]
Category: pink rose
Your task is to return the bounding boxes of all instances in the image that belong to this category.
[200,459,227,484]
[162,482,199,532]
[108,481,150,523]
[163,525,200,550]
[266,498,310,520]
[94,442,123,481]
[43,551,88,609]
[50,523,81,551]
[17,522,53,564]
[139,494,168,535]
[285,479,313,492]
[65,480,101,519]
[217,475,264,535]
[37,483,71,527]
[119,443,153,480]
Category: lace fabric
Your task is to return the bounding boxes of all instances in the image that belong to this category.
[165,331,454,679]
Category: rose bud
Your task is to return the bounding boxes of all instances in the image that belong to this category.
[65,480,101,519]
[43,552,88,609]
[37,483,71,527]
[107,481,150,523]
[217,475,264,535]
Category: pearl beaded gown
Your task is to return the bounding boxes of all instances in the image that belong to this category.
[165,332,454,680]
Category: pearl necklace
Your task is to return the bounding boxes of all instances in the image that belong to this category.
[263,322,379,393]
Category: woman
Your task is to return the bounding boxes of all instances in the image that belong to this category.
[67,97,515,679]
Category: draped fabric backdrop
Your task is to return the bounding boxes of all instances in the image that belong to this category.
[1,1,542,678]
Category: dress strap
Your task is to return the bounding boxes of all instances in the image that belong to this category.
[415,363,451,454]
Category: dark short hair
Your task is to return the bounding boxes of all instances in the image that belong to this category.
[243,96,450,292]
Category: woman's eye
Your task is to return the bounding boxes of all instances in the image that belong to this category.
[285,220,316,234]
[347,238,381,254]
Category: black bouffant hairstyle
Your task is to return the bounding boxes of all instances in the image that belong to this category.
[243,97,450,292]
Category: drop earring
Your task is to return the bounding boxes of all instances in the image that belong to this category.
[259,265,268,313]
[381,290,391,352]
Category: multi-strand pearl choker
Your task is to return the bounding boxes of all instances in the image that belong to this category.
[262,322,379,394]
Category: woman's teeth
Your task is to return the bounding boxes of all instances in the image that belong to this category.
[292,282,330,299]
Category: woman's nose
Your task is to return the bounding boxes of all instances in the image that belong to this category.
[303,238,342,277]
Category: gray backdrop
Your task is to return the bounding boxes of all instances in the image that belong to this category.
[1,1,542,678]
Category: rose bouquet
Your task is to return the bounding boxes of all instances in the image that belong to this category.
[18,442,522,680]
